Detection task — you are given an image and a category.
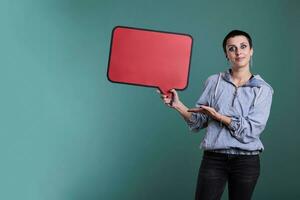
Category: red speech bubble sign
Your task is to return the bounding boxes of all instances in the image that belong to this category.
[107,26,193,97]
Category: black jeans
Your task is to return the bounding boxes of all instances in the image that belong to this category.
[195,151,260,200]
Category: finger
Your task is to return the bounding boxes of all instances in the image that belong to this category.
[202,107,216,114]
[200,105,212,111]
[187,108,204,113]
[170,89,178,98]
[161,95,168,100]
[165,99,172,104]
[164,101,173,107]
[162,97,171,103]
[169,90,179,104]
[167,103,173,108]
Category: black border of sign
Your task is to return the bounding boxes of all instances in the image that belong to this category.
[106,25,193,94]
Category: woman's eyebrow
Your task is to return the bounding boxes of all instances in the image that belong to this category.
[227,43,247,48]
[227,42,247,46]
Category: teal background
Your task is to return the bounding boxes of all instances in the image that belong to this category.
[0,0,299,199]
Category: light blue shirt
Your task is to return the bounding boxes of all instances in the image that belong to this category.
[187,69,273,152]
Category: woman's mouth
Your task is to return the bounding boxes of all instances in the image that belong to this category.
[235,57,245,61]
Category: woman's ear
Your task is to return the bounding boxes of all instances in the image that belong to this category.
[250,48,254,56]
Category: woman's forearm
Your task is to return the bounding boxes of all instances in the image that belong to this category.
[218,114,232,126]
[173,101,193,122]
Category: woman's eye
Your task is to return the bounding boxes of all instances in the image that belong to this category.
[228,47,235,52]
[241,44,247,49]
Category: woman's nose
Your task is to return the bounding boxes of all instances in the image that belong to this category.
[235,48,241,55]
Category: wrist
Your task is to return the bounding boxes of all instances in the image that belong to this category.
[218,113,223,122]
[217,114,231,126]
[173,100,183,110]
[216,113,223,127]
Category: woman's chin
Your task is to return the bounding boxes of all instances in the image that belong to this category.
[232,63,250,69]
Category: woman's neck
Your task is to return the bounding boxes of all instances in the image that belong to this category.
[230,67,252,86]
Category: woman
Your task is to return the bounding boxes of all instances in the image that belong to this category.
[158,30,273,200]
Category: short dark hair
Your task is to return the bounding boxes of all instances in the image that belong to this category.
[222,30,253,54]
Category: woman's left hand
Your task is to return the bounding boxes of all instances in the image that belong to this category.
[188,105,221,121]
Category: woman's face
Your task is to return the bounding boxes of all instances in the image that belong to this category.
[225,35,253,69]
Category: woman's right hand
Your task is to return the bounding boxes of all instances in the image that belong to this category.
[157,89,181,108]
[156,89,193,121]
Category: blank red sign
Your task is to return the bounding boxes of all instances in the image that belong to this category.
[107,26,193,96]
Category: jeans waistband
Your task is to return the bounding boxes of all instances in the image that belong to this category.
[207,148,260,155]
[204,150,260,158]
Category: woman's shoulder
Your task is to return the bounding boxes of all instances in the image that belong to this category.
[203,72,227,88]
[205,73,221,84]
[252,74,274,94]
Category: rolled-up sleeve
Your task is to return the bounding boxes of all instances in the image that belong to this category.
[228,86,273,143]
[187,76,215,132]
[187,112,208,132]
